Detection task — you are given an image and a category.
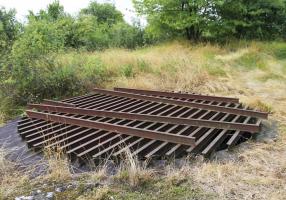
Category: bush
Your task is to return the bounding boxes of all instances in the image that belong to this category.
[73,15,110,50]
[11,18,69,66]
[109,22,145,49]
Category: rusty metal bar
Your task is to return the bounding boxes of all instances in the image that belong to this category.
[42,99,75,107]
[88,121,150,158]
[28,104,260,133]
[93,88,268,119]
[18,87,268,160]
[67,119,139,155]
[226,130,241,147]
[114,87,240,103]
[26,110,196,146]
[227,116,252,147]
[186,112,240,154]
[164,108,226,156]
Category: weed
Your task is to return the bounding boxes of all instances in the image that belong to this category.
[267,42,286,60]
[77,186,110,200]
[121,64,134,78]
[244,99,273,113]
[114,148,154,188]
[258,73,285,82]
[42,146,71,183]
[235,51,267,70]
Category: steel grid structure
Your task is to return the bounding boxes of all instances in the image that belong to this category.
[18,87,268,162]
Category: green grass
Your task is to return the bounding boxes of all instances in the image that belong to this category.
[234,51,268,70]
[258,73,285,82]
[120,64,134,78]
[109,180,215,200]
[203,64,227,77]
[265,42,286,60]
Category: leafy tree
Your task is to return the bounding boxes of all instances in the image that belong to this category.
[134,0,286,41]
[133,0,220,41]
[73,15,110,50]
[11,18,70,66]
[0,7,20,68]
[7,1,75,104]
[216,0,286,40]
[80,1,124,25]
[28,0,66,22]
[109,22,145,48]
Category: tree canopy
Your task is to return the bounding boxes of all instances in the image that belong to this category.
[80,2,124,25]
[0,7,20,68]
[133,0,286,41]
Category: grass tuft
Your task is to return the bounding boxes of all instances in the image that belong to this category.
[42,147,71,182]
[115,148,154,188]
[77,186,110,200]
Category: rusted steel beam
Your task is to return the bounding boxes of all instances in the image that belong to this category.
[114,87,240,103]
[42,99,75,107]
[227,130,241,147]
[26,110,196,146]
[28,104,261,132]
[93,88,268,119]
[201,114,241,156]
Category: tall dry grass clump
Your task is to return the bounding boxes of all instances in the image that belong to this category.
[42,146,71,182]
[0,148,31,199]
[115,148,154,187]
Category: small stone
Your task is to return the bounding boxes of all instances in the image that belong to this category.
[67,184,75,189]
[55,187,62,192]
[36,190,42,194]
[263,138,274,144]
[16,196,34,200]
[46,192,54,199]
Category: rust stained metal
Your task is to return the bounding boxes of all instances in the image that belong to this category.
[28,104,260,132]
[26,110,196,146]
[42,99,75,107]
[93,88,268,119]
[114,87,240,103]
[17,87,268,161]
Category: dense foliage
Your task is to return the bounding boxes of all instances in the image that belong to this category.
[133,0,286,41]
[0,7,20,68]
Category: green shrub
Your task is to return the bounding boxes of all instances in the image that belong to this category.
[121,64,134,78]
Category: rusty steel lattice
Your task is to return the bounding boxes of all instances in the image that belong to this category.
[17,87,268,162]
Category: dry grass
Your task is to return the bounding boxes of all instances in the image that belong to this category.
[0,148,31,199]
[164,157,195,186]
[115,148,154,187]
[77,186,110,200]
[41,146,72,182]
[0,112,4,127]
[191,130,286,200]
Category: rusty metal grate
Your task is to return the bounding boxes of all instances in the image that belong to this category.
[17,87,268,162]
